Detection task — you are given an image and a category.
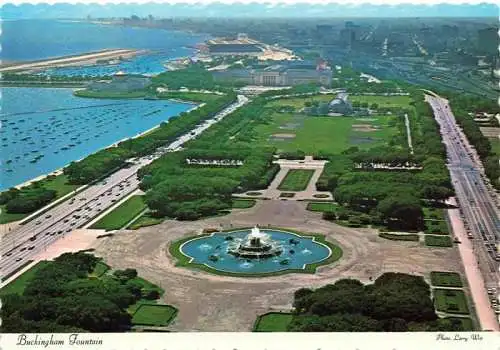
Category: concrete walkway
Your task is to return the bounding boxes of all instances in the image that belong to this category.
[235,156,332,201]
[447,197,499,331]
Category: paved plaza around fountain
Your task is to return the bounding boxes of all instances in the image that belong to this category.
[89,199,466,331]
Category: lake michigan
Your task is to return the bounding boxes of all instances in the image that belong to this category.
[1,20,207,189]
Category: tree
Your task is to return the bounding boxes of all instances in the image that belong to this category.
[377,195,423,230]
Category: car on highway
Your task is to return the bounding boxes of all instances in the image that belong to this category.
[20,247,26,252]
[35,221,41,225]
[66,229,71,232]
[45,214,52,219]
[28,246,34,251]
[15,258,22,262]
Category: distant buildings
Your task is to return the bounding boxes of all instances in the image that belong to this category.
[205,34,264,57]
[212,60,333,87]
[87,71,151,92]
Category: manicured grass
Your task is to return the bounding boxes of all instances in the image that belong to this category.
[128,213,164,230]
[278,169,315,191]
[423,207,446,221]
[156,91,220,104]
[231,199,256,209]
[40,174,79,198]
[253,112,399,154]
[489,137,500,156]
[0,204,28,224]
[88,261,110,278]
[129,276,164,296]
[379,232,420,242]
[433,289,470,314]
[425,235,453,247]
[424,220,449,235]
[430,271,463,288]
[306,202,339,212]
[91,196,147,231]
[253,312,293,332]
[131,304,178,326]
[0,261,50,296]
[349,94,412,108]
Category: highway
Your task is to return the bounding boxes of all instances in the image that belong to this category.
[426,95,499,288]
[0,95,249,279]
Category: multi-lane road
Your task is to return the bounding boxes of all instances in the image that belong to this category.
[0,95,249,280]
[427,94,499,284]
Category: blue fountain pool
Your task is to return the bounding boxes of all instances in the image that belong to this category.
[179,229,332,274]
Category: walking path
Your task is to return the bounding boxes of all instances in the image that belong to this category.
[447,197,499,331]
[234,156,332,200]
[403,113,414,155]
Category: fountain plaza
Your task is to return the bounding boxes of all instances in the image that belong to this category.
[177,225,333,275]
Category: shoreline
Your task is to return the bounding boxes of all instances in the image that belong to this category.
[3,97,203,192]
[0,49,146,73]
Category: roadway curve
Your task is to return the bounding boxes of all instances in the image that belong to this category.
[0,95,249,280]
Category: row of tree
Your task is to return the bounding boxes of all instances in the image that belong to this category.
[64,92,237,184]
[288,273,467,332]
[0,184,56,214]
[445,92,500,190]
[138,147,277,220]
[1,253,162,333]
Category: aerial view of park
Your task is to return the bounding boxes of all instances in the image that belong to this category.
[0,2,499,336]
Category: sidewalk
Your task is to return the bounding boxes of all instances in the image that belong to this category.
[447,197,499,331]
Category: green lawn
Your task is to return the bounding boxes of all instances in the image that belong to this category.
[425,235,453,247]
[278,169,315,191]
[306,202,338,212]
[379,232,420,242]
[430,271,463,288]
[40,174,79,198]
[0,205,28,224]
[88,261,110,278]
[129,276,164,295]
[424,220,449,235]
[254,113,398,154]
[231,199,256,209]
[253,312,294,332]
[423,207,446,221]
[128,213,164,230]
[0,261,50,296]
[489,137,500,156]
[349,95,412,108]
[156,91,220,104]
[131,304,178,326]
[433,289,470,314]
[91,196,147,231]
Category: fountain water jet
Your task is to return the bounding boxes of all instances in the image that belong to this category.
[227,226,283,259]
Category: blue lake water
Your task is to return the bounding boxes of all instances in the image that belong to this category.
[2,19,210,76]
[0,88,195,190]
[180,229,332,274]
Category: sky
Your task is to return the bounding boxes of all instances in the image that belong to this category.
[0,1,498,19]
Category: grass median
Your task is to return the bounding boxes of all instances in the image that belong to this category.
[278,169,314,191]
[91,195,147,231]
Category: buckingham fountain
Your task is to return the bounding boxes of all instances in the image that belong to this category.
[177,225,337,275]
[227,226,283,259]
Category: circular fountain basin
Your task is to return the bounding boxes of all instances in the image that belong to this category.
[178,228,333,275]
